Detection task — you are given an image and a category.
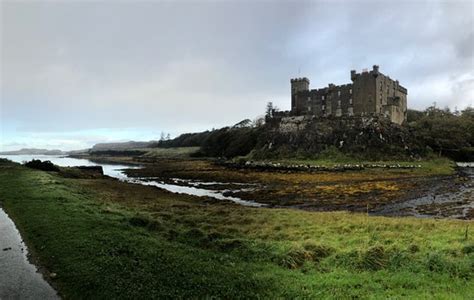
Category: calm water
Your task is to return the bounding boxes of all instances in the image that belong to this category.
[0,154,133,179]
[0,154,263,207]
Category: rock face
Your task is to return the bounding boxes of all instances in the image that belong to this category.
[258,115,423,159]
[278,116,307,133]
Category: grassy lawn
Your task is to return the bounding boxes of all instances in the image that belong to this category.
[0,159,473,298]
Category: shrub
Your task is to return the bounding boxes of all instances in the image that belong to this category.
[24,160,60,172]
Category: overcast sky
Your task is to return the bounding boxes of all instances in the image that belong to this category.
[1,0,473,151]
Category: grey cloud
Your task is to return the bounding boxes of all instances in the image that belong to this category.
[1,0,473,149]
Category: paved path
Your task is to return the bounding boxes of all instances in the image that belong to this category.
[0,208,58,299]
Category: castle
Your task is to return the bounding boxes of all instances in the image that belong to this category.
[290,65,407,125]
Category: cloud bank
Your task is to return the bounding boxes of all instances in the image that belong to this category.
[1,0,473,150]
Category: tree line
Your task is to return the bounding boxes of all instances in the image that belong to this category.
[155,103,474,161]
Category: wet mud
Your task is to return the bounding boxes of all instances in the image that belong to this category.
[122,158,473,219]
[371,166,474,219]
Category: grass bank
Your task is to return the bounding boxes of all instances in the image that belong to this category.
[241,156,456,177]
[0,160,473,298]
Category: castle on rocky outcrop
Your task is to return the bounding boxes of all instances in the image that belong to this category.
[290,65,407,125]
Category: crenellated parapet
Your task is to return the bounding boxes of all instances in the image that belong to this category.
[290,77,310,84]
[290,65,408,125]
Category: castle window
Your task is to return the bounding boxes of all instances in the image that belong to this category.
[321,95,325,100]
[337,91,341,97]
[349,89,352,94]
[308,106,311,112]
[348,106,354,116]
[337,100,341,107]
[322,105,325,111]
[349,98,353,105]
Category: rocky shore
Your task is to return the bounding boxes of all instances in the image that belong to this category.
[219,160,422,172]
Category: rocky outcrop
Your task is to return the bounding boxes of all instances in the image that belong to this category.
[219,160,422,172]
[257,115,424,159]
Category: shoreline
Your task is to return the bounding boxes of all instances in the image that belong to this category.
[4,154,472,219]
[1,159,473,298]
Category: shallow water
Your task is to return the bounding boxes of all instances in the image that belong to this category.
[0,208,59,299]
[372,164,474,219]
[0,155,263,207]
[0,154,134,179]
[126,178,263,207]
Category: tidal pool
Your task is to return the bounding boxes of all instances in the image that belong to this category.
[371,163,474,219]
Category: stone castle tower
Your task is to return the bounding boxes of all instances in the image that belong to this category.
[290,65,407,125]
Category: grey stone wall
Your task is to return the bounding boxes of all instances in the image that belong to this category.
[290,65,407,125]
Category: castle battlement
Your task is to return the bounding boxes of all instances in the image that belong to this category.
[291,65,407,125]
[290,77,310,83]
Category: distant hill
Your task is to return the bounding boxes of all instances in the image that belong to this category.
[90,141,156,152]
[66,149,91,155]
[0,148,65,155]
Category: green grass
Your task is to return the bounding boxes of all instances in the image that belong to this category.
[0,159,472,298]
[246,157,455,176]
[245,145,456,176]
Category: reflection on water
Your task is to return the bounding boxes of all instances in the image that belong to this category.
[0,154,134,179]
[0,208,59,299]
[0,155,263,207]
[126,178,264,207]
